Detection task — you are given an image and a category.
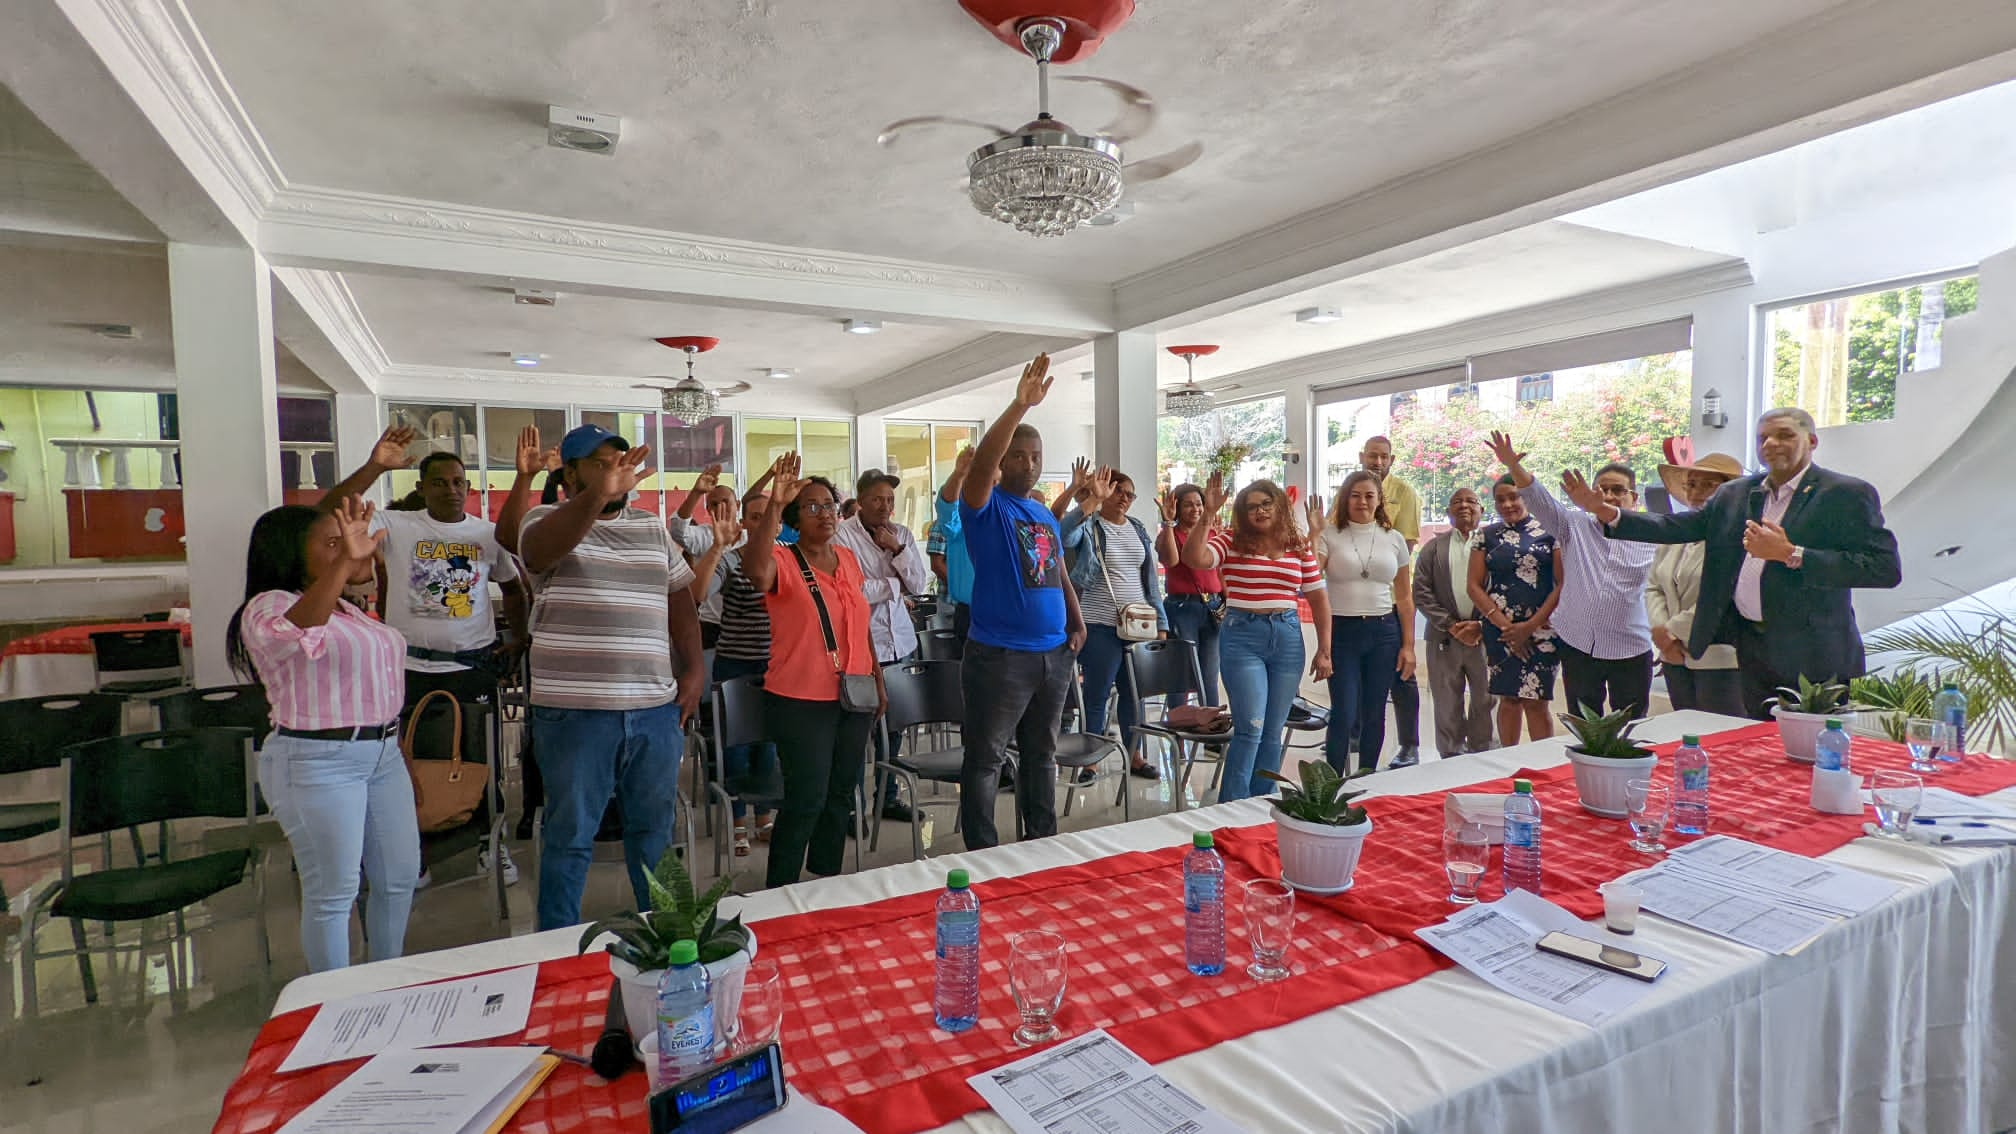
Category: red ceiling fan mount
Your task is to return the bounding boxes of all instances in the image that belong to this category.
[654,336,719,353]
[957,0,1135,64]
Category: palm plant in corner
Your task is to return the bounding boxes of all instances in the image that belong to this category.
[579,847,755,1051]
[1558,704,1657,818]
[1260,761,1371,895]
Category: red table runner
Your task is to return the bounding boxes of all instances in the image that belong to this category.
[213,723,2016,1134]
[3,620,191,658]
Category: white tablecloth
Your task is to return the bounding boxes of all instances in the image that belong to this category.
[266,711,2016,1133]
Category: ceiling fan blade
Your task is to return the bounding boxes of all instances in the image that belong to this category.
[715,381,753,397]
[1060,76,1155,143]
[876,116,1012,147]
[1124,141,1204,184]
[631,383,670,390]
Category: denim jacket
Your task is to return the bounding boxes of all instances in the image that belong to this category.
[1060,508,1169,630]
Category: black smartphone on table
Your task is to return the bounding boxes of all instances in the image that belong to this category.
[649,1043,788,1134]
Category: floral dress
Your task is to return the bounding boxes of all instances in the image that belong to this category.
[1477,516,1561,700]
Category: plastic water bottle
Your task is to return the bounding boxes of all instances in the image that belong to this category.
[933,869,981,1032]
[1934,682,1968,758]
[1183,831,1226,976]
[655,939,715,1085]
[1814,719,1852,773]
[1502,779,1543,895]
[1672,734,1709,836]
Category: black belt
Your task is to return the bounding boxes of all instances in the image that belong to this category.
[277,722,398,741]
[406,644,497,665]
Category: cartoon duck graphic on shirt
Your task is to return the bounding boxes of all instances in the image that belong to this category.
[408,540,484,619]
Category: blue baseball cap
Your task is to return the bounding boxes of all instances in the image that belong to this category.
[559,423,630,463]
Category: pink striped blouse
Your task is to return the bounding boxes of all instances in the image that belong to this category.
[242,591,406,729]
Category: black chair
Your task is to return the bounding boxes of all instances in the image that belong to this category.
[916,629,963,662]
[400,696,509,925]
[1126,639,1226,809]
[1280,697,1331,769]
[1055,674,1128,823]
[0,693,125,852]
[138,611,173,623]
[707,675,788,877]
[876,659,1011,861]
[88,628,188,697]
[20,727,266,1081]
[157,684,272,740]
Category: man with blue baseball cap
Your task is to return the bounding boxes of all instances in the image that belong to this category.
[518,423,705,930]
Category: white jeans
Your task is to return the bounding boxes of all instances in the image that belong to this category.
[258,732,420,972]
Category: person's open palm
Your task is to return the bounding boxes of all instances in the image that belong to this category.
[1560,469,1604,513]
[691,463,723,495]
[600,446,652,499]
[708,510,742,549]
[771,454,804,508]
[1157,490,1177,523]
[1014,353,1053,407]
[1484,430,1527,469]
[514,427,543,476]
[371,427,417,470]
[333,496,382,562]
[1202,470,1227,516]
[1085,466,1114,504]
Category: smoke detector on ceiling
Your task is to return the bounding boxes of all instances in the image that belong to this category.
[514,288,558,306]
[843,319,882,335]
[547,106,621,155]
[1295,306,1343,325]
[92,324,137,340]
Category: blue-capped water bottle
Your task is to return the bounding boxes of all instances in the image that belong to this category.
[1672,734,1709,836]
[1183,831,1226,976]
[933,869,981,1032]
[1934,682,1968,760]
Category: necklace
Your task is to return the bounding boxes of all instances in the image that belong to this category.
[1345,526,1374,579]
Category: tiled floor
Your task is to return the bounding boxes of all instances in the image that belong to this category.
[0,648,1647,1133]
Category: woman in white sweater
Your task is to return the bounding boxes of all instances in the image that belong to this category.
[1646,454,1744,717]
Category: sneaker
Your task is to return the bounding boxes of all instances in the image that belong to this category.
[1129,763,1161,781]
[414,868,432,890]
[1390,746,1420,769]
[1073,767,1098,784]
[478,840,520,886]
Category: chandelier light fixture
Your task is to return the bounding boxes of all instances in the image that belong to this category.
[1164,344,1219,418]
[964,19,1124,237]
[640,336,752,426]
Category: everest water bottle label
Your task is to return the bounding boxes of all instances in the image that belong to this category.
[1680,767,1708,791]
[1506,817,1538,847]
[1183,874,1220,912]
[666,1004,715,1060]
[936,910,979,956]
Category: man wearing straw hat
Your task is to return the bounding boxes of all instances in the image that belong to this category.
[1645,452,1746,717]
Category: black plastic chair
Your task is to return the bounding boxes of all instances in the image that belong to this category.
[1280,696,1331,768]
[916,629,963,662]
[401,696,509,926]
[157,684,272,741]
[876,659,1010,860]
[1125,639,1226,809]
[707,675,787,877]
[0,693,125,851]
[1056,673,1128,823]
[20,727,266,1082]
[88,628,188,697]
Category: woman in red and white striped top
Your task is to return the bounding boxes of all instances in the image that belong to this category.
[226,498,419,973]
[1181,473,1332,803]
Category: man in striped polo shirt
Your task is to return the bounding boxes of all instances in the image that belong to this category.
[519,424,706,931]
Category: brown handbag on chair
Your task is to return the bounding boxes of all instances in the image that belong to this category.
[402,689,490,833]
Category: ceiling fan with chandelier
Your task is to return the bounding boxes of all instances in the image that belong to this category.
[635,336,750,425]
[877,5,1203,237]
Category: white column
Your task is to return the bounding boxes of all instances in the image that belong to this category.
[333,392,382,499]
[1092,331,1158,524]
[1283,384,1313,501]
[171,245,282,687]
[1688,291,1753,463]
[853,412,888,482]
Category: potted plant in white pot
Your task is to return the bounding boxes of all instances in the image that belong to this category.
[579,848,756,1054]
[1560,705,1657,818]
[1770,675,1854,763]
[1259,761,1371,895]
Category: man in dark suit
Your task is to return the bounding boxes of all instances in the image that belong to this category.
[1562,407,1901,719]
[1414,488,1495,754]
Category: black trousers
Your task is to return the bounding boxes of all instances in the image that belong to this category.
[958,641,1073,851]
[1389,673,1421,748]
[1556,641,1654,720]
[1662,663,1746,718]
[765,692,873,888]
[1732,619,1831,722]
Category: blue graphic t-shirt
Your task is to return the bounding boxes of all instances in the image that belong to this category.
[959,487,1066,651]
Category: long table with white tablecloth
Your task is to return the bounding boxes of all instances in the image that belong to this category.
[248,710,2016,1133]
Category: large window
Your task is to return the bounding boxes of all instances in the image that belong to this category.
[742,416,854,495]
[1157,396,1287,492]
[1319,352,1692,520]
[385,401,677,519]
[1766,273,1977,426]
[884,421,977,536]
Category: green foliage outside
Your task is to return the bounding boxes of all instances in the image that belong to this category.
[1157,396,1287,489]
[1769,276,1978,426]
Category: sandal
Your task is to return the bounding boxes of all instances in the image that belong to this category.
[753,813,776,844]
[733,823,751,857]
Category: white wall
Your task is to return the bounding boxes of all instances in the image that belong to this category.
[901,376,1099,481]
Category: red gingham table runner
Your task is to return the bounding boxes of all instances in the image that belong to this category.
[3,620,191,659]
[213,723,2016,1134]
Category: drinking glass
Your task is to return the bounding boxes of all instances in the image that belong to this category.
[725,960,784,1054]
[1935,720,1963,765]
[1869,770,1924,838]
[1625,779,1671,855]
[1008,930,1068,1047]
[1242,878,1297,981]
[1904,718,1944,774]
[1442,824,1490,905]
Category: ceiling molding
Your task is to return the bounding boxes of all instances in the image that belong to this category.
[848,332,1085,416]
[1196,259,1754,398]
[271,267,389,390]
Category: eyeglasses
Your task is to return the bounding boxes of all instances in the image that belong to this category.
[798,502,839,516]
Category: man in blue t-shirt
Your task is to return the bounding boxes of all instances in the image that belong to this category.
[956,354,1085,850]
[928,446,978,645]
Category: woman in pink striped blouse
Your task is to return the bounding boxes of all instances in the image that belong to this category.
[226,498,418,972]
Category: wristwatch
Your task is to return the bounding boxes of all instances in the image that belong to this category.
[1787,546,1805,569]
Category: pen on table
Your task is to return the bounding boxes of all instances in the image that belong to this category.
[1913,818,1995,828]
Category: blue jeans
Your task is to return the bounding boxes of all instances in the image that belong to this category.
[1216,609,1305,803]
[1326,613,1402,773]
[712,655,776,820]
[1164,595,1221,707]
[1076,624,1142,750]
[258,733,420,973]
[532,701,684,931]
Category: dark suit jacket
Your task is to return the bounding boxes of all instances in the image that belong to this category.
[1604,464,1900,683]
[1413,529,1477,646]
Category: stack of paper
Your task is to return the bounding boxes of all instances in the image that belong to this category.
[279,965,540,1072]
[1415,890,1674,1027]
[968,1028,1249,1134]
[278,1046,557,1134]
[1626,835,1902,955]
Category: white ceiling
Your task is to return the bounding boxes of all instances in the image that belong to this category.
[0,85,158,244]
[178,0,1842,280]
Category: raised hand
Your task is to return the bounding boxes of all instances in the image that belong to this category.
[1560,469,1605,514]
[1013,353,1054,408]
[770,453,804,508]
[707,503,743,550]
[1202,469,1227,517]
[1484,430,1527,470]
[332,496,383,562]
[1084,465,1115,504]
[690,463,723,496]
[1067,457,1092,496]
[598,445,653,500]
[1157,489,1177,523]
[370,426,418,471]
[953,446,975,475]
[542,446,561,473]
[769,451,796,478]
[514,426,543,477]
[1304,495,1325,533]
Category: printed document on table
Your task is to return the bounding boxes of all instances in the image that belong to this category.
[277,1045,550,1134]
[1664,836,1900,916]
[1903,786,2016,821]
[1626,864,1834,955]
[279,965,538,1072]
[1415,889,1672,1027]
[968,1027,1248,1134]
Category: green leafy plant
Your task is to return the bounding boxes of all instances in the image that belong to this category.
[1868,606,2016,755]
[1849,670,1938,742]
[1207,442,1251,478]
[1260,761,1368,826]
[1557,704,1654,759]
[1769,674,1852,715]
[578,848,751,970]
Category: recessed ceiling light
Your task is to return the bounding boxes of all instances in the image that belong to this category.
[510,352,542,368]
[843,319,882,335]
[765,368,795,380]
[1296,306,1343,325]
[92,323,137,340]
[514,288,557,306]
[547,106,621,155]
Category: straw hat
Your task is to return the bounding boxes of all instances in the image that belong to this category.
[1657,452,1743,504]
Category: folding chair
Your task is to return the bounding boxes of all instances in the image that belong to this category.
[876,659,1011,860]
[1280,697,1331,771]
[156,684,272,741]
[20,727,266,1083]
[1056,673,1128,823]
[0,693,125,858]
[87,628,188,697]
[916,629,963,662]
[1126,639,1227,810]
[707,675,798,878]
[401,696,509,926]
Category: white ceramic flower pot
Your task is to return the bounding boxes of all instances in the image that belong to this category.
[1272,808,1372,895]
[1773,706,1855,764]
[1566,748,1659,818]
[607,928,759,1057]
